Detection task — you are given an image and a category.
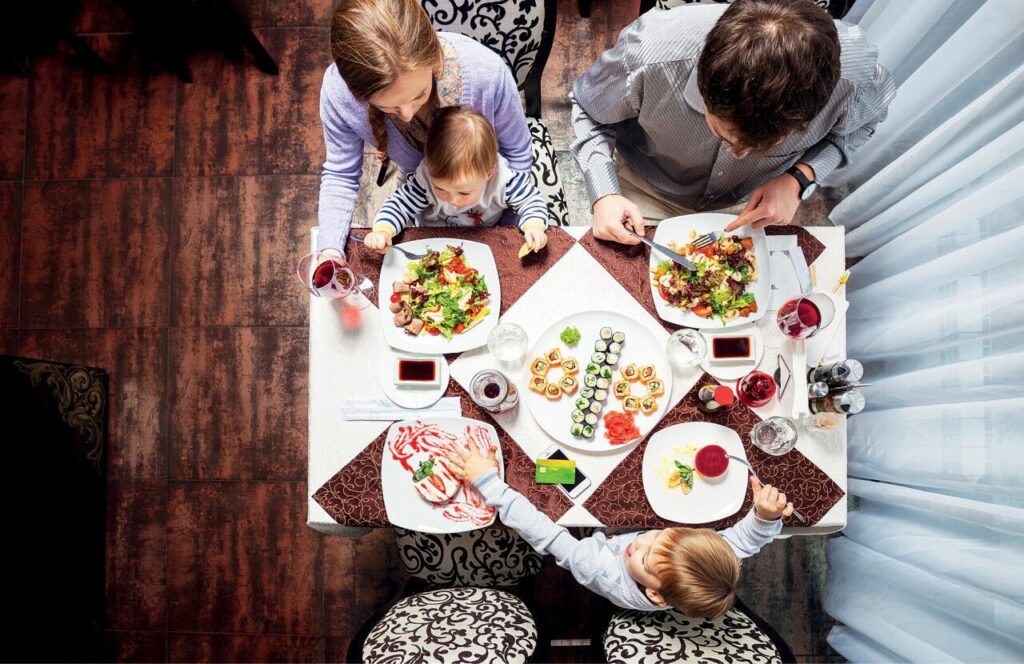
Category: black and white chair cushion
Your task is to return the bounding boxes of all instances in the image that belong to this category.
[527,117,570,227]
[603,607,787,664]
[363,587,538,664]
[395,526,543,587]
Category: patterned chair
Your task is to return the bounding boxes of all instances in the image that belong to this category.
[420,0,571,227]
[641,0,855,19]
[351,527,546,663]
[601,600,796,664]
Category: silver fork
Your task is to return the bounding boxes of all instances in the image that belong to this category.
[692,231,719,250]
[350,233,428,260]
[725,454,808,524]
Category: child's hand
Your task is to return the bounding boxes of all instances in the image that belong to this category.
[522,225,548,253]
[750,476,794,520]
[363,231,392,254]
[446,443,498,483]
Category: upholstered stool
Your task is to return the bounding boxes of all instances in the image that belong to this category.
[363,587,538,664]
[603,606,792,664]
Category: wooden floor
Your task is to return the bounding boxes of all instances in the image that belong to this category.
[0,0,839,660]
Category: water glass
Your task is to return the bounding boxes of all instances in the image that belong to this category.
[666,328,708,369]
[487,322,528,363]
[750,416,799,456]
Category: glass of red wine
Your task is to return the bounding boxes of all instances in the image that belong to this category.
[295,249,374,310]
[775,292,835,340]
[736,369,777,408]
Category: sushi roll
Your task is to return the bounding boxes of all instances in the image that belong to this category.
[591,352,607,365]
[600,327,613,340]
[623,396,641,413]
[584,413,598,426]
[531,358,549,376]
[561,358,579,375]
[559,375,579,395]
[575,397,590,411]
[545,383,562,401]
[613,381,630,399]
[529,376,548,394]
[599,366,614,379]
[622,363,640,382]
[546,348,563,366]
[570,422,584,437]
[571,409,586,424]
[646,379,665,397]
[608,341,623,355]
[582,424,596,438]
[640,396,659,414]
[581,387,595,399]
[589,401,603,415]
[605,353,620,366]
[594,388,608,402]
[596,377,610,390]
[639,364,657,383]
[583,374,598,388]
[594,339,608,353]
[586,362,601,375]
[612,331,626,344]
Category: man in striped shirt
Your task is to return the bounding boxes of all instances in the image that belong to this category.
[570,0,896,244]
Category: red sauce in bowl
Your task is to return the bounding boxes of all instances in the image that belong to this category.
[694,444,729,478]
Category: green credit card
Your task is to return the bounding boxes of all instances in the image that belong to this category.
[535,458,576,484]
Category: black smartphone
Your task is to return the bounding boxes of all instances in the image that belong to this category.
[540,445,592,499]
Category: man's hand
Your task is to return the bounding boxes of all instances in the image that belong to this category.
[724,168,808,232]
[592,194,645,244]
[446,443,498,483]
[363,230,392,254]
[522,223,549,253]
[750,476,795,520]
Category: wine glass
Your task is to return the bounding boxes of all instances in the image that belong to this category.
[295,249,374,309]
[750,416,798,456]
[666,328,708,369]
[737,370,777,408]
[775,292,835,340]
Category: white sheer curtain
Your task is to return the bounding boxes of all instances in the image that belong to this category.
[820,0,1024,661]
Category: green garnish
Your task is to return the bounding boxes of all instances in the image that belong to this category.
[674,461,695,491]
[560,326,581,346]
[656,260,674,272]
[413,458,435,482]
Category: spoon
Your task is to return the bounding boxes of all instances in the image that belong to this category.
[726,454,807,524]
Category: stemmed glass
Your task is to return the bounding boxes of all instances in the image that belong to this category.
[775,292,835,340]
[295,249,374,309]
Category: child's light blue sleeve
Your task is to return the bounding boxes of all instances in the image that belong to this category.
[503,171,549,230]
[719,508,782,559]
[372,171,432,236]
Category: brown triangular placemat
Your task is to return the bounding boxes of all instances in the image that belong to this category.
[765,226,826,265]
[345,226,575,316]
[582,373,845,529]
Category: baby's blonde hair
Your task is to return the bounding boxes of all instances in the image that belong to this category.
[424,106,498,181]
[651,527,741,618]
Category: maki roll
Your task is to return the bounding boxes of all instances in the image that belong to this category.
[582,424,596,438]
[545,383,562,401]
[571,409,586,424]
[546,348,563,365]
[613,381,630,399]
[583,374,598,388]
[561,358,579,375]
[589,401,603,415]
[612,331,626,344]
[585,412,598,426]
[599,366,614,379]
[600,327,613,340]
[559,375,579,395]
[605,353,620,366]
[581,387,595,399]
[529,376,548,394]
[531,358,549,375]
[586,362,601,375]
[570,422,584,437]
[640,396,658,414]
[623,396,641,413]
[646,379,665,397]
[596,377,610,390]
[608,341,622,355]
[594,339,609,353]
[575,397,590,411]
[622,363,640,382]
[594,388,608,402]
[591,352,607,365]
[639,364,657,383]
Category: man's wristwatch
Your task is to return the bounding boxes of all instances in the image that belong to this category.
[786,165,818,201]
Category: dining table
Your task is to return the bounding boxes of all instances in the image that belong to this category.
[307,223,848,536]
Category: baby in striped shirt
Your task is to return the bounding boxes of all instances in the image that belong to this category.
[363,106,549,254]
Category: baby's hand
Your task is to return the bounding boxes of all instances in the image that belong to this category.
[363,231,392,254]
[750,476,794,521]
[522,224,548,253]
[446,443,498,483]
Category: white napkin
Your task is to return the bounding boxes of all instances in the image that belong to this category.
[339,397,463,421]
[767,236,812,309]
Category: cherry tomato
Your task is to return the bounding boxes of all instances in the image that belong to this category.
[658,285,672,301]
[428,327,441,336]
[692,305,712,318]
[695,245,715,258]
[453,323,465,334]
[389,293,402,303]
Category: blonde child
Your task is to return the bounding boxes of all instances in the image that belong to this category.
[364,107,549,253]
[447,444,794,618]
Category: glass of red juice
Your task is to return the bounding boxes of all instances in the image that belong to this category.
[295,249,373,309]
[736,370,777,408]
[776,293,835,340]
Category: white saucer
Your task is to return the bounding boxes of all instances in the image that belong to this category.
[699,325,765,380]
[380,353,450,409]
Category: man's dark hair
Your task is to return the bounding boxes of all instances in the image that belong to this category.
[697,0,841,153]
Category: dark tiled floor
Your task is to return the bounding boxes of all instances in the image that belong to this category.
[0,0,837,660]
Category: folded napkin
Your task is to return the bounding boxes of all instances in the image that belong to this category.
[339,397,462,421]
[767,235,812,309]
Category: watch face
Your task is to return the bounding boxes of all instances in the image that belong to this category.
[801,181,818,201]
